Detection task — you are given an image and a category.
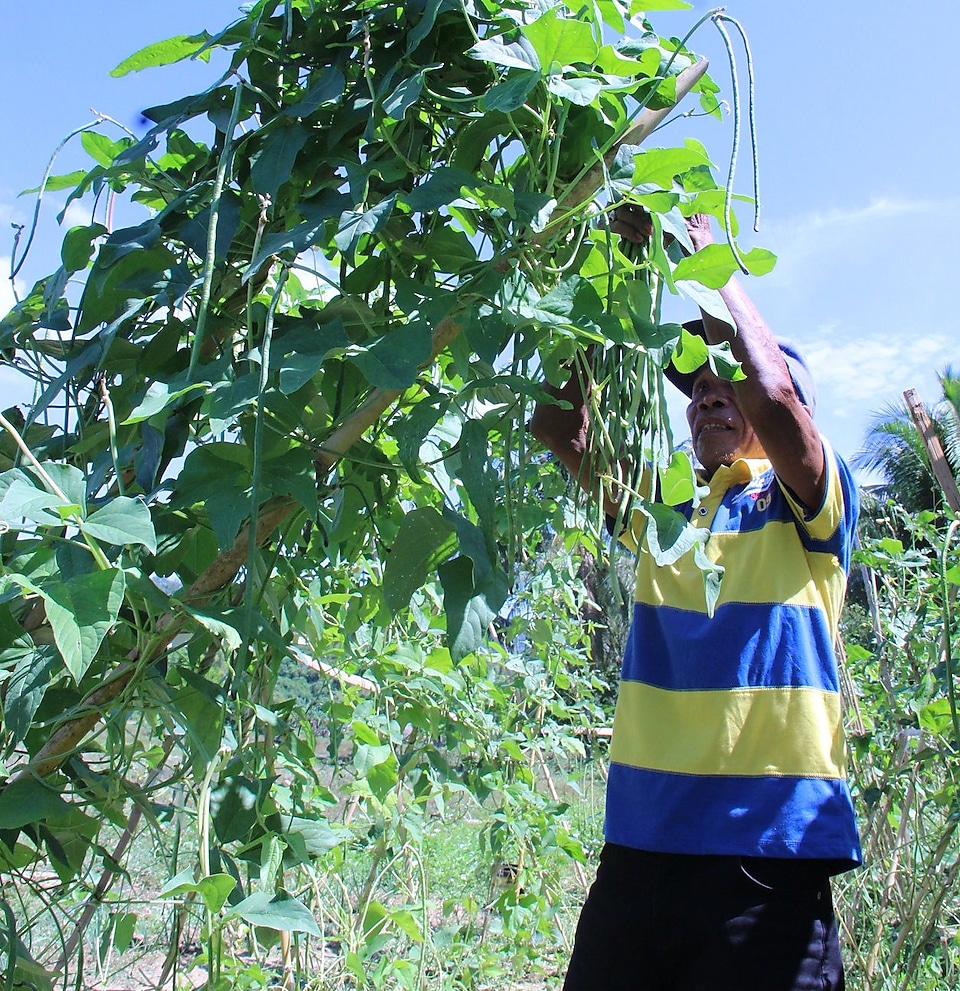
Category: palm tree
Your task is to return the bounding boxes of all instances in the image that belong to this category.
[854,368,960,514]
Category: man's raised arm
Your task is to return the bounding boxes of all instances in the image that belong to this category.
[529,352,623,519]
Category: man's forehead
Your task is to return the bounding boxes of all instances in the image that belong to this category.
[689,366,729,391]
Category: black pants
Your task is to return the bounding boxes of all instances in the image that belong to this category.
[563,844,845,991]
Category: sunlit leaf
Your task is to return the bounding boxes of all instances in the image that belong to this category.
[159,870,237,914]
[673,243,777,289]
[546,74,602,106]
[468,36,540,72]
[0,476,65,527]
[631,143,713,189]
[524,8,599,68]
[110,33,212,77]
[658,451,698,506]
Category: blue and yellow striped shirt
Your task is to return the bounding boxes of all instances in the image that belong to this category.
[606,440,862,866]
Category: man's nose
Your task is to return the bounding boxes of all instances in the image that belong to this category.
[697,386,729,409]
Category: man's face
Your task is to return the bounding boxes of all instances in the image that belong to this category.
[685,368,765,474]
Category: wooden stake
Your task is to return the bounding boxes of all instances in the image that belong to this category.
[903,388,960,514]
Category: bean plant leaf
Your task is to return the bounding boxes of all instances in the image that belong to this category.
[640,501,706,567]
[243,189,350,281]
[0,778,72,829]
[658,451,698,507]
[693,541,724,618]
[125,380,207,424]
[250,122,311,199]
[38,463,87,512]
[334,196,398,264]
[383,70,431,120]
[457,419,498,533]
[382,508,457,612]
[634,0,693,9]
[483,71,540,113]
[159,870,237,914]
[82,497,157,553]
[39,569,126,681]
[552,76,602,106]
[226,892,322,936]
[346,322,432,389]
[468,36,540,72]
[179,605,243,651]
[3,646,61,745]
[280,815,353,858]
[283,67,346,117]
[21,169,88,194]
[0,477,64,527]
[80,132,130,169]
[402,167,478,213]
[62,224,108,273]
[110,33,213,77]
[524,8,599,68]
[632,143,712,188]
[439,556,507,661]
[673,243,777,289]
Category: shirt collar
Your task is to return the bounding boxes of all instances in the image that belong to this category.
[697,457,772,492]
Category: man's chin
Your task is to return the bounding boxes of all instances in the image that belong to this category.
[694,439,738,473]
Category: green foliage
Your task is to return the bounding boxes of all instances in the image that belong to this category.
[0,0,756,985]
[838,502,960,990]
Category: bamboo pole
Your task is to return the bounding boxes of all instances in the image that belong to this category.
[904,387,960,514]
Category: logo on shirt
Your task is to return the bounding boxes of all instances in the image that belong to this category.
[748,486,773,513]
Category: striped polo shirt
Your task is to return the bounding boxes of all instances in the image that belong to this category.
[606,440,862,866]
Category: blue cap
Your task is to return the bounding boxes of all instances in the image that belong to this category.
[666,319,817,415]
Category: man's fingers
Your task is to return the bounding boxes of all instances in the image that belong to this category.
[610,204,654,243]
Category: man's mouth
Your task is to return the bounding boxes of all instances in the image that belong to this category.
[698,421,732,434]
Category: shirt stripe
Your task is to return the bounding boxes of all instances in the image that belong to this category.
[606,763,862,861]
[622,601,841,691]
[610,680,846,779]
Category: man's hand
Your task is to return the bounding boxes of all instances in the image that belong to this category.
[685,213,714,252]
[609,204,654,245]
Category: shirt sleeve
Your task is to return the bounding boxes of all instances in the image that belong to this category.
[777,437,859,569]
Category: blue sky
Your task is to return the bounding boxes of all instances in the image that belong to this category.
[1,0,957,472]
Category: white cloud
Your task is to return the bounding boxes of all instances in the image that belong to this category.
[60,199,96,230]
[746,197,960,294]
[804,330,952,409]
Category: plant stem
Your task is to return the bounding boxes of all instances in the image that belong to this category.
[188,81,244,381]
[941,518,960,744]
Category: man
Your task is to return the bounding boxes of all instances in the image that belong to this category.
[531,208,860,990]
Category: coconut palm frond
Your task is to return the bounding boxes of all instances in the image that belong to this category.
[853,401,940,512]
[938,367,960,476]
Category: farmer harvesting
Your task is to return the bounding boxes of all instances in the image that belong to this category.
[531,207,861,990]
